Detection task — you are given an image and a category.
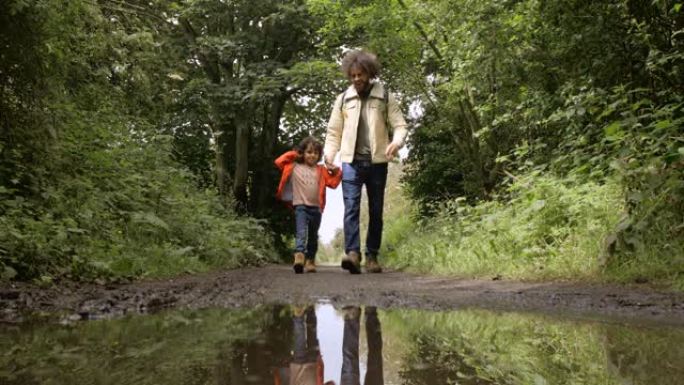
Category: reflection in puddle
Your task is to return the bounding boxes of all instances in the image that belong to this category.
[1,304,684,385]
[275,305,381,385]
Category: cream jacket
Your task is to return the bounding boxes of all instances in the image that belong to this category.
[324,82,408,164]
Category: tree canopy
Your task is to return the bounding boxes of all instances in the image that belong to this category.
[1,0,682,285]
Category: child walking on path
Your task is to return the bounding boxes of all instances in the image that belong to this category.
[276,137,342,274]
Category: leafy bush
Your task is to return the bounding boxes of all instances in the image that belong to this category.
[0,127,276,282]
[0,0,277,282]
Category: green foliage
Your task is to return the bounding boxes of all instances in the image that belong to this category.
[3,0,682,284]
[174,0,341,219]
[0,307,288,384]
[382,308,684,385]
[311,0,683,286]
[0,0,276,282]
[0,103,275,281]
[527,84,684,286]
[384,172,625,281]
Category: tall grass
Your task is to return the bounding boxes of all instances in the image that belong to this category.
[383,171,627,282]
[320,164,683,289]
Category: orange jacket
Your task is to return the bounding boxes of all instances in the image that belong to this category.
[275,150,342,212]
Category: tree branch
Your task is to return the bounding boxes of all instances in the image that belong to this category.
[396,0,444,63]
[179,17,222,84]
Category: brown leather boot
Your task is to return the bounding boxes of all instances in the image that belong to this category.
[293,252,305,274]
[365,258,383,273]
[341,251,361,274]
[343,306,361,320]
[292,305,306,317]
[304,259,317,273]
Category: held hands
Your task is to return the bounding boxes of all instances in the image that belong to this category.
[323,144,399,166]
[326,163,339,175]
[324,155,339,174]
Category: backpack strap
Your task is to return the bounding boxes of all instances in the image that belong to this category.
[383,86,389,106]
[339,89,348,112]
[383,86,390,130]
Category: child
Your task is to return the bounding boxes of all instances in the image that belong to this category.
[275,136,342,273]
[273,305,336,385]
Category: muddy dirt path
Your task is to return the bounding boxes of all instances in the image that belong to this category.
[2,264,684,325]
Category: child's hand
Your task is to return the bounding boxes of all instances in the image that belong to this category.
[294,149,303,161]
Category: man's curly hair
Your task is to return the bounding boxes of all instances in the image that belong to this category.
[341,50,381,79]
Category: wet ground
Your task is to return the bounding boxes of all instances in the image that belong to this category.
[2,302,684,384]
[2,265,684,325]
[2,265,684,384]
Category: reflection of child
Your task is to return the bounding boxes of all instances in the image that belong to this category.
[273,306,336,385]
[275,137,342,274]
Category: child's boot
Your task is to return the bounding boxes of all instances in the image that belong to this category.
[304,259,317,273]
[293,252,305,274]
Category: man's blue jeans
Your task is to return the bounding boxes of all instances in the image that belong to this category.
[341,306,383,385]
[294,205,322,260]
[342,161,388,258]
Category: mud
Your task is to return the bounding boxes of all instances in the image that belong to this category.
[1,264,684,325]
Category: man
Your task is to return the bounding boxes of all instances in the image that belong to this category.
[324,50,409,274]
[340,306,384,385]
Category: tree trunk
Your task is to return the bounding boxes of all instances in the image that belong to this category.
[233,107,252,213]
[252,93,288,214]
[214,126,233,205]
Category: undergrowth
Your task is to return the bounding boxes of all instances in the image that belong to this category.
[384,171,684,289]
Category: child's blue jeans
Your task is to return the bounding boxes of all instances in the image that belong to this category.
[341,161,388,258]
[292,306,318,363]
[294,205,322,260]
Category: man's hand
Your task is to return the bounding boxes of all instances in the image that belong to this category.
[385,142,400,161]
[324,154,335,168]
[324,154,338,174]
[326,164,339,175]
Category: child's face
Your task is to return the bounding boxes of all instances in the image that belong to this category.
[303,145,320,167]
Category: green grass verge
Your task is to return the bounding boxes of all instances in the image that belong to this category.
[383,171,684,289]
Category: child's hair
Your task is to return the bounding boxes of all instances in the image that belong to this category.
[296,136,323,163]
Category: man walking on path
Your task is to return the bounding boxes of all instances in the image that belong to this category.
[324,50,409,274]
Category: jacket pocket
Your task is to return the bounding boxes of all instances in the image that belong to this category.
[368,98,385,111]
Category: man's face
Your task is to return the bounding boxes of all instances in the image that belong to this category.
[349,65,370,94]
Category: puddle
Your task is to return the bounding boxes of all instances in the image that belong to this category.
[1,303,683,384]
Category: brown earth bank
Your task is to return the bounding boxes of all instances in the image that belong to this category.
[2,264,684,326]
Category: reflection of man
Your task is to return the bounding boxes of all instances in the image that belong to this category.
[274,306,331,385]
[324,50,409,274]
[340,306,384,385]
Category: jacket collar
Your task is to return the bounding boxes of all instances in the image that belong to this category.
[343,81,385,101]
